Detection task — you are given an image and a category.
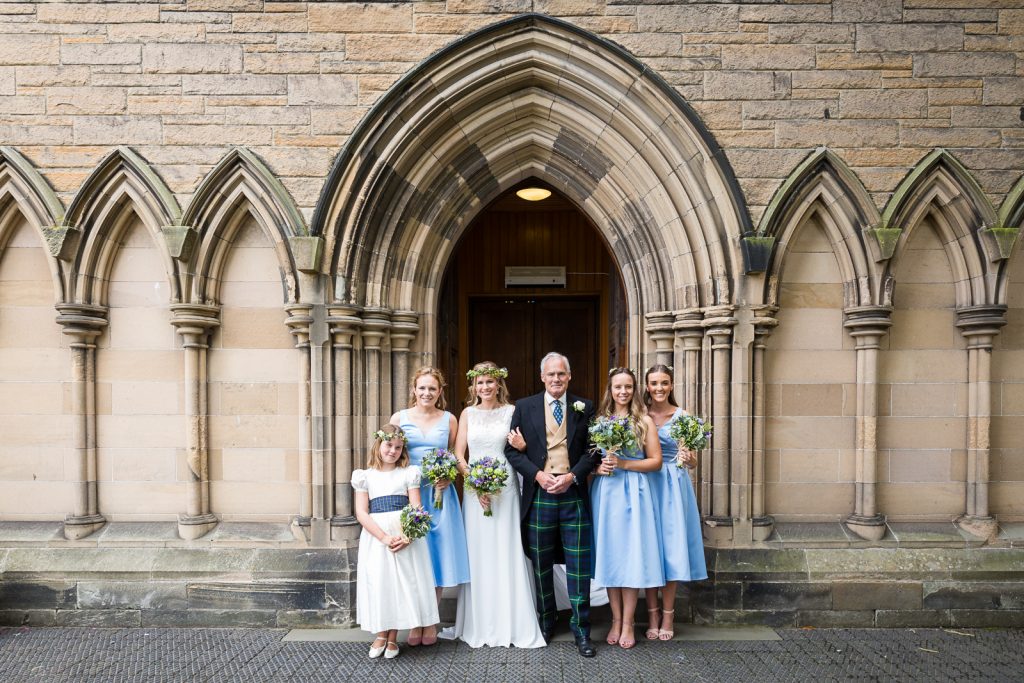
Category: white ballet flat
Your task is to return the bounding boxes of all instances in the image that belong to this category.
[384,641,400,659]
[368,638,387,659]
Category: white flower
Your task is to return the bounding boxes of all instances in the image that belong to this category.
[572,401,585,413]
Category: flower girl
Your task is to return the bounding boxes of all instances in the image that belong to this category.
[353,424,439,659]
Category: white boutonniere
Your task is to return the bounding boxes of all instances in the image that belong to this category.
[572,401,585,413]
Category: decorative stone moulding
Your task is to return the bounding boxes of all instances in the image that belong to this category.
[845,513,888,542]
[289,236,324,274]
[981,226,1020,260]
[162,226,198,261]
[866,226,902,261]
[740,234,775,273]
[42,225,82,261]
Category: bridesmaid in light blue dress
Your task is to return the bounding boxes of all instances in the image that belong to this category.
[590,367,665,650]
[390,366,470,646]
[643,364,708,642]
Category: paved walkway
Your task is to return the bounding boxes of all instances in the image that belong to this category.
[1,626,1021,681]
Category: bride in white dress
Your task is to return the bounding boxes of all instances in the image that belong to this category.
[451,362,546,648]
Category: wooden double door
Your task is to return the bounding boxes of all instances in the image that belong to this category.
[468,296,599,403]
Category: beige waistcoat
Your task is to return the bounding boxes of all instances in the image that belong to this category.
[544,401,570,474]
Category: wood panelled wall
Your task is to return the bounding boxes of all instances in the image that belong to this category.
[438,192,625,405]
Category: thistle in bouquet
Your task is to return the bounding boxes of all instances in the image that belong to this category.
[668,413,712,469]
[588,415,639,475]
[399,504,432,543]
[464,456,509,517]
[420,447,459,509]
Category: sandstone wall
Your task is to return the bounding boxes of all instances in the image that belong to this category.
[0,2,1022,530]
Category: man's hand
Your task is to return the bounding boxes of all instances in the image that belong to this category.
[535,471,557,491]
[546,473,573,495]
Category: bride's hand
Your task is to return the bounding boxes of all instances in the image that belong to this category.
[507,428,525,451]
[477,494,491,510]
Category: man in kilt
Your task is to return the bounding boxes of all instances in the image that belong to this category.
[505,352,598,657]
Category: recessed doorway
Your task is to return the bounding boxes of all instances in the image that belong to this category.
[437,182,627,405]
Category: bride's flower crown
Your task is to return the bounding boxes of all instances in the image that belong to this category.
[373,428,407,443]
[466,366,509,381]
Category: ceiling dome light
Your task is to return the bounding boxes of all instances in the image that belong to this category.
[516,187,552,201]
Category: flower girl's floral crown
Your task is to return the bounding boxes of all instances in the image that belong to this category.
[373,428,408,443]
[466,366,509,381]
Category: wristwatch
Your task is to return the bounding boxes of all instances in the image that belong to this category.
[570,473,579,486]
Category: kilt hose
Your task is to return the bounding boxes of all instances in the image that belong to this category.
[526,486,593,639]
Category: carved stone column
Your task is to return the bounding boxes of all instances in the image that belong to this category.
[645,311,675,369]
[56,304,108,540]
[674,309,704,514]
[390,310,420,411]
[703,306,736,543]
[955,305,1007,540]
[285,304,314,527]
[361,307,392,430]
[751,306,778,541]
[327,306,362,529]
[843,305,892,541]
[170,304,220,540]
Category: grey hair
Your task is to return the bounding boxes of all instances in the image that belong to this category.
[539,351,571,375]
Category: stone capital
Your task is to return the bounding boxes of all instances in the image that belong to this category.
[327,305,363,347]
[360,306,392,350]
[170,303,221,348]
[955,305,1007,349]
[843,305,893,347]
[751,304,780,340]
[389,310,420,351]
[55,303,108,346]
[645,310,675,351]
[284,303,314,348]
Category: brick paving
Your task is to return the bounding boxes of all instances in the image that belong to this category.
[1,627,1022,682]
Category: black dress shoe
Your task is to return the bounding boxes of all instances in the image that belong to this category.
[574,635,597,657]
[541,628,554,644]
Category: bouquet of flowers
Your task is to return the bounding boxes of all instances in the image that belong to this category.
[668,413,713,469]
[420,447,459,509]
[464,456,509,517]
[588,415,639,475]
[399,504,432,542]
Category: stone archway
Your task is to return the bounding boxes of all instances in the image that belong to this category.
[312,14,754,538]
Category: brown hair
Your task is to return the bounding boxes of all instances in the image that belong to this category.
[367,423,410,469]
[464,361,512,407]
[597,367,648,444]
[408,366,447,410]
[643,364,679,407]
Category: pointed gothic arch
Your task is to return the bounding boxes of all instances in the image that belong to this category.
[757,148,882,309]
[313,13,750,357]
[0,147,67,302]
[881,149,997,309]
[67,147,182,305]
[183,147,305,305]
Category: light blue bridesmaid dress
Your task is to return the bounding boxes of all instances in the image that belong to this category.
[650,408,708,582]
[590,441,665,588]
[400,410,471,587]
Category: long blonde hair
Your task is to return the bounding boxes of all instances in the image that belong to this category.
[464,361,511,407]
[597,367,648,444]
[408,366,447,410]
[367,424,410,469]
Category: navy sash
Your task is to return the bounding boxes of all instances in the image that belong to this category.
[369,495,409,514]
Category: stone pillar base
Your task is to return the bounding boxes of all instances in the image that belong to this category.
[177,513,218,540]
[956,514,999,541]
[845,513,887,541]
[311,518,332,546]
[752,515,775,542]
[63,514,106,540]
[704,516,733,544]
[331,515,360,542]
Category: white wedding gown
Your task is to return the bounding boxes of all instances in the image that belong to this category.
[453,405,546,648]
